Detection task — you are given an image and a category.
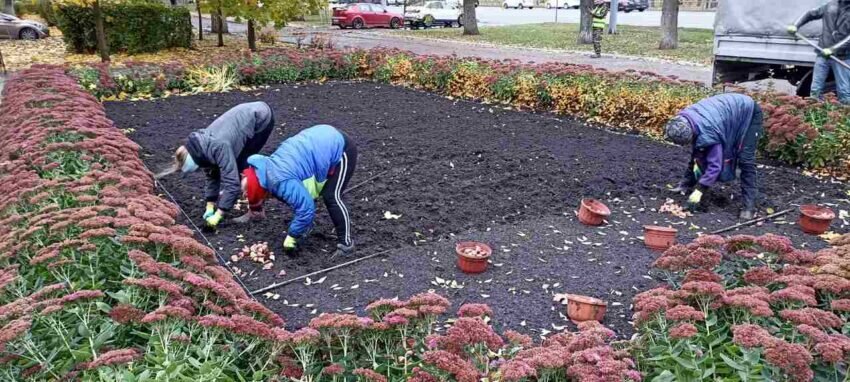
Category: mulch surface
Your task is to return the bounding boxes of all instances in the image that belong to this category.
[108,81,849,338]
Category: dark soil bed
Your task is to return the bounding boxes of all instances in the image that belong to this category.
[107,81,849,338]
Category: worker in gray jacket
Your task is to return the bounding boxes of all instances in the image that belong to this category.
[788,0,850,104]
[157,102,276,228]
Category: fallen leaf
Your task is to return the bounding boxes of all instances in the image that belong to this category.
[383,211,402,220]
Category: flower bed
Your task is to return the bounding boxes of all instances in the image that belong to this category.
[0,66,642,380]
[67,45,850,172]
[633,233,850,381]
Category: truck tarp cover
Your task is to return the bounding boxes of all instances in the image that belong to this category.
[715,0,827,37]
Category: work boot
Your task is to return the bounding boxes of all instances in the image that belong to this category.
[739,209,756,220]
[590,54,602,59]
[232,210,266,224]
[331,242,355,260]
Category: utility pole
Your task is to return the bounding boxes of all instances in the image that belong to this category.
[608,0,618,34]
[554,0,558,23]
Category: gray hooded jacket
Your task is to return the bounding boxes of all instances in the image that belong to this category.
[185,102,274,211]
[795,0,850,58]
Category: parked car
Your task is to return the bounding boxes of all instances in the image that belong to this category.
[330,0,386,9]
[502,0,535,9]
[544,0,579,9]
[0,13,48,40]
[405,1,463,28]
[620,0,648,12]
[333,3,404,29]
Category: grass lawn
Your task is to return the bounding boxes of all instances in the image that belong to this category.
[398,23,714,64]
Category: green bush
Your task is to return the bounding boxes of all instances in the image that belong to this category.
[55,2,191,54]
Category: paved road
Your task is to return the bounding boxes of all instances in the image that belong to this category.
[383,6,716,28]
[196,15,712,84]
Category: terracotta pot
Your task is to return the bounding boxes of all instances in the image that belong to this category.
[565,294,607,323]
[456,241,492,274]
[644,225,678,251]
[578,198,611,226]
[799,205,836,235]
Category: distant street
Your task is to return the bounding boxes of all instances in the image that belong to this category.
[385,6,716,29]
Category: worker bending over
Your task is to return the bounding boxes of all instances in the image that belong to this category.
[664,93,763,220]
[242,125,357,258]
[157,102,276,227]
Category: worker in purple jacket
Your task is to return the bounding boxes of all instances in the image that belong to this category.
[664,93,763,220]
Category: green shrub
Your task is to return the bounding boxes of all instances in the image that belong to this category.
[55,2,191,54]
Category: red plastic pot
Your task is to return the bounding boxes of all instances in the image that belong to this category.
[644,225,678,251]
[578,198,611,226]
[565,294,608,324]
[456,241,492,274]
[799,205,836,235]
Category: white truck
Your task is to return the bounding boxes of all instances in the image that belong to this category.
[713,0,830,96]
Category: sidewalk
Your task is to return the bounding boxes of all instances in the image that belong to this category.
[193,12,712,84]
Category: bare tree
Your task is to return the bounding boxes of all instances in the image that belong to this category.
[92,0,109,62]
[216,5,224,47]
[196,0,203,40]
[247,19,257,51]
[659,0,678,49]
[577,0,593,44]
[462,0,478,36]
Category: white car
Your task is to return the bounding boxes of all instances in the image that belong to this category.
[502,0,535,9]
[545,0,579,8]
[405,1,463,28]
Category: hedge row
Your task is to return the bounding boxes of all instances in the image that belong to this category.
[55,2,192,55]
[68,46,850,172]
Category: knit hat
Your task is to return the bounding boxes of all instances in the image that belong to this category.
[242,167,266,211]
[664,115,694,145]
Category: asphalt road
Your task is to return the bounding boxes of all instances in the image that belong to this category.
[383,6,716,29]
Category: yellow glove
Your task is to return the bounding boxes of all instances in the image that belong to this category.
[787,25,797,35]
[205,210,223,228]
[283,235,298,250]
[688,189,703,204]
[203,202,216,220]
[822,48,833,57]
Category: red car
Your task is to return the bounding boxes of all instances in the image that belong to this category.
[332,3,404,29]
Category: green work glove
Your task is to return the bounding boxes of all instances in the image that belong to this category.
[822,48,833,57]
[692,163,703,180]
[687,189,703,212]
[205,210,224,228]
[283,235,298,253]
[786,25,798,35]
[203,202,216,220]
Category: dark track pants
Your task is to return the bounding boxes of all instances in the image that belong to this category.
[738,104,762,211]
[321,133,358,247]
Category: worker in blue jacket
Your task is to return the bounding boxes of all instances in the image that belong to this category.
[241,125,358,258]
[664,93,763,220]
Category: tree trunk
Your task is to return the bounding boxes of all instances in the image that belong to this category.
[462,0,478,36]
[216,6,224,47]
[247,19,257,51]
[2,0,14,15]
[196,0,203,40]
[659,0,678,49]
[211,10,229,33]
[93,0,109,62]
[577,0,593,44]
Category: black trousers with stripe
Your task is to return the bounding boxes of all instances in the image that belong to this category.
[321,133,357,247]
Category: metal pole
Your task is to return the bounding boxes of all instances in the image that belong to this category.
[796,32,850,71]
[608,0,618,34]
[710,209,793,235]
[555,0,558,23]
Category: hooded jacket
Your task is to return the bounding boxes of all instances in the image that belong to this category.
[795,0,850,58]
[678,93,756,188]
[185,101,274,211]
[247,125,346,238]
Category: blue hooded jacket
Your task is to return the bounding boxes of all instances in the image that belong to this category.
[247,125,345,237]
[679,93,756,188]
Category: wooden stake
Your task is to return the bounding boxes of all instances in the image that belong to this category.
[250,249,393,295]
[710,209,793,235]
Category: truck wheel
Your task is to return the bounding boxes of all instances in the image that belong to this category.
[796,70,813,98]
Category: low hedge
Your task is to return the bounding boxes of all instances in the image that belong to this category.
[13,0,58,25]
[55,2,191,54]
[69,46,850,172]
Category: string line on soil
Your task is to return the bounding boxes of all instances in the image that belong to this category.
[146,165,257,300]
[250,248,394,295]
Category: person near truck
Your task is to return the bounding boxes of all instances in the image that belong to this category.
[590,0,609,58]
[788,0,850,104]
[663,93,763,220]
[156,102,276,228]
[241,125,358,258]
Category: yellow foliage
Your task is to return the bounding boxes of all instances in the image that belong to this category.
[448,62,490,100]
